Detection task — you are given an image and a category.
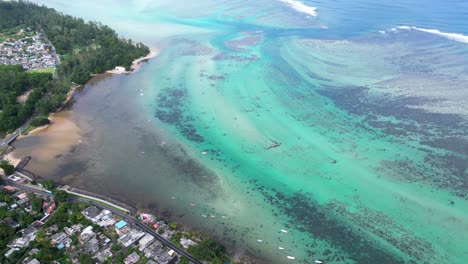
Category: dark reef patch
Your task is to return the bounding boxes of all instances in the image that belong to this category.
[317,86,466,136]
[317,86,468,196]
[421,137,468,156]
[155,88,204,143]
[256,186,409,264]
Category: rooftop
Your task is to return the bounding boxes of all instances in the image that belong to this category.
[82,206,101,219]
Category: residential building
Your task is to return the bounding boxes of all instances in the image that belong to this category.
[124,252,140,264]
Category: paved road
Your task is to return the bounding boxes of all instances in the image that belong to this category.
[6,180,52,197]
[0,120,31,147]
[68,197,202,264]
[3,180,201,264]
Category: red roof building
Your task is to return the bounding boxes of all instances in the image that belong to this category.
[43,201,56,215]
[3,185,16,192]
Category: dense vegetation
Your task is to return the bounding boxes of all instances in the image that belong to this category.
[29,116,50,127]
[0,160,15,175]
[187,238,230,264]
[0,1,149,133]
[0,65,53,132]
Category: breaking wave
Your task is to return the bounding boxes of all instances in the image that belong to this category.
[397,26,468,44]
[279,0,317,16]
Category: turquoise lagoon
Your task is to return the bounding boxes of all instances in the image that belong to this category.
[16,0,468,263]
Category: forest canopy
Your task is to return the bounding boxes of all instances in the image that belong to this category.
[0,1,149,133]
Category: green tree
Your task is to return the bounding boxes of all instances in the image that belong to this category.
[0,223,15,249]
[30,116,50,127]
[187,238,230,264]
[41,179,55,190]
[0,160,14,175]
[0,1,149,133]
[111,244,122,253]
[78,254,94,264]
[52,189,68,203]
[30,197,43,212]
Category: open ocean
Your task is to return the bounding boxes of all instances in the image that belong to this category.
[16,0,468,263]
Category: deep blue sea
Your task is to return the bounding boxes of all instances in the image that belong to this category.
[312,0,468,36]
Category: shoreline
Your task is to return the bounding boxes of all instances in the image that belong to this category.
[106,48,159,74]
[5,47,247,263]
[19,49,158,137]
[17,112,63,139]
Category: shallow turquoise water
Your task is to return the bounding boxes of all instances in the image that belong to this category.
[22,1,468,263]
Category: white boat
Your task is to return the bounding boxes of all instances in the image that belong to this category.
[314,261,323,264]
[281,229,288,233]
[201,214,207,217]
[221,216,228,219]
[278,247,285,250]
[201,151,207,155]
[257,239,263,243]
[287,256,295,260]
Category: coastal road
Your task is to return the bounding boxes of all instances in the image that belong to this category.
[5,180,52,197]
[4,180,201,264]
[68,197,203,264]
[0,120,31,147]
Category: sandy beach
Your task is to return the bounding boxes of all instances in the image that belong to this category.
[7,111,82,177]
[106,48,159,74]
[5,152,22,167]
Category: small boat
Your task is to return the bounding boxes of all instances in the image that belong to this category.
[257,239,263,243]
[201,214,207,218]
[201,151,207,155]
[190,203,196,206]
[265,139,281,150]
[171,197,176,200]
[278,247,285,250]
[140,93,144,96]
[221,216,228,219]
[287,256,295,260]
[329,159,337,164]
[210,215,216,218]
[281,229,288,233]
[315,261,323,264]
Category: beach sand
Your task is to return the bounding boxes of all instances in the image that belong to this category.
[8,111,82,176]
[4,152,22,167]
[106,48,159,74]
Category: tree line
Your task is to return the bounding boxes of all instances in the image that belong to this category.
[0,1,150,133]
[0,65,52,132]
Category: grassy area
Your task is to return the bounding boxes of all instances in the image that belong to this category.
[0,146,8,156]
[22,123,43,135]
[0,25,23,42]
[28,67,56,74]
